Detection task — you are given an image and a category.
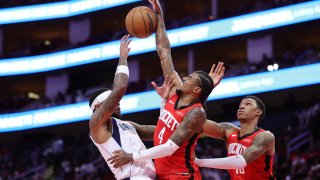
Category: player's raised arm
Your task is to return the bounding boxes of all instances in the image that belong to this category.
[195,131,275,169]
[89,35,131,144]
[149,0,182,97]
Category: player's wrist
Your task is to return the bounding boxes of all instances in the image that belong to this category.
[115,65,129,76]
[194,158,203,167]
[132,151,141,161]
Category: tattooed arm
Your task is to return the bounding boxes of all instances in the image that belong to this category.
[149,0,182,98]
[195,131,275,169]
[108,107,206,168]
[127,121,155,141]
[89,35,131,144]
[203,120,240,141]
[241,131,275,163]
[169,107,206,146]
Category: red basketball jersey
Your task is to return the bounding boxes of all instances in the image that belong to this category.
[153,94,202,176]
[227,128,275,180]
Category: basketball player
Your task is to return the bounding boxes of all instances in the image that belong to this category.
[107,0,225,179]
[195,96,275,180]
[89,34,156,180]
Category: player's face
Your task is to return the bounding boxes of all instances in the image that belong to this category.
[237,98,261,122]
[177,73,201,95]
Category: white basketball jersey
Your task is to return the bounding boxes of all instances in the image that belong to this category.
[90,118,156,180]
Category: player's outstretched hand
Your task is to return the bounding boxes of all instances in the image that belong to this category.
[209,62,225,88]
[148,0,162,14]
[107,150,133,168]
[120,34,132,59]
[151,75,175,99]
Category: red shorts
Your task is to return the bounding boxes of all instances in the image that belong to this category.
[157,171,202,180]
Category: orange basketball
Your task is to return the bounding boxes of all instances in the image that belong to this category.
[125,6,157,39]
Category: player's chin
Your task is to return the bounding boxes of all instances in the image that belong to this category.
[237,114,244,120]
[176,88,183,96]
[112,112,122,119]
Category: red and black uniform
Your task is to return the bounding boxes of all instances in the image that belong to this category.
[154,94,202,180]
[227,128,275,180]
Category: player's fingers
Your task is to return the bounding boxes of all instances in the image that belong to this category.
[169,81,174,88]
[221,67,225,76]
[126,37,132,46]
[121,35,127,42]
[148,0,154,6]
[169,75,174,82]
[210,64,216,74]
[116,161,124,168]
[107,156,114,161]
[124,35,130,43]
[164,75,169,85]
[112,150,122,154]
[169,77,175,87]
[114,160,124,168]
[109,158,116,165]
[113,161,119,168]
[107,155,117,161]
[151,81,158,89]
[218,62,224,74]
[215,62,222,73]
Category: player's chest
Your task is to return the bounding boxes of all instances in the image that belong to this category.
[158,108,185,132]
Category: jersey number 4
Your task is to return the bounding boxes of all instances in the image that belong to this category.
[158,127,166,144]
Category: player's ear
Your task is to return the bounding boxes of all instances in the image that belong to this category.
[256,109,262,117]
[94,104,101,111]
[193,86,201,94]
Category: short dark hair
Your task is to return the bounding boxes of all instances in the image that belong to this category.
[194,71,214,110]
[88,88,110,109]
[243,95,266,121]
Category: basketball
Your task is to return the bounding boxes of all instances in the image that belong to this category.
[125,6,157,39]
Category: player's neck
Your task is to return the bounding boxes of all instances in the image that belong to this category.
[239,122,258,137]
[178,94,196,108]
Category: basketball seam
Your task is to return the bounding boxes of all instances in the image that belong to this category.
[140,7,148,37]
[131,7,138,37]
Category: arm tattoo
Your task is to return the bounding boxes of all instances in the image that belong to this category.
[241,131,275,163]
[89,57,129,131]
[119,56,128,66]
[170,107,206,146]
[203,121,239,140]
[220,122,237,130]
[156,13,174,77]
[127,121,155,141]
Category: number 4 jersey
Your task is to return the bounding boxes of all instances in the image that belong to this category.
[227,128,275,180]
[153,94,202,176]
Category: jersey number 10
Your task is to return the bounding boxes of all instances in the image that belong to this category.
[236,168,245,175]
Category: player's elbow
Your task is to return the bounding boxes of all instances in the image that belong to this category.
[162,139,179,157]
[89,117,98,132]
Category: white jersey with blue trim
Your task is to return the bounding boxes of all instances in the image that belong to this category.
[90,118,156,180]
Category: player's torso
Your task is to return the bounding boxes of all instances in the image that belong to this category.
[227,128,275,180]
[153,95,202,175]
[92,118,156,180]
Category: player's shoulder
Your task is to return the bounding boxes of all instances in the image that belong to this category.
[114,118,136,127]
[188,106,206,116]
[255,130,275,143]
